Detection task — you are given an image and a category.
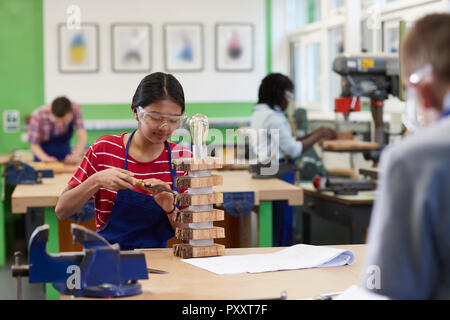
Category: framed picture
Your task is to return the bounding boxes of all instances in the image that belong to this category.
[58,23,99,73]
[215,23,254,72]
[163,23,204,72]
[111,23,152,73]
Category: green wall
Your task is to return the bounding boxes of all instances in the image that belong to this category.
[0,0,44,153]
[0,0,271,153]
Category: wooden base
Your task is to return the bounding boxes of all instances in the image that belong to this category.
[321,139,380,150]
[174,209,225,223]
[175,226,225,240]
[173,243,225,258]
[175,175,223,188]
[172,157,223,171]
[178,192,223,206]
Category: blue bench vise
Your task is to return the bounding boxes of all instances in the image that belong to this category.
[11,224,148,298]
[6,160,54,185]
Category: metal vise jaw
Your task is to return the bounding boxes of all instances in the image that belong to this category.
[12,224,148,298]
[6,160,53,185]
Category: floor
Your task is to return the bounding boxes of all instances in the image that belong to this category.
[1,215,45,300]
[0,257,45,300]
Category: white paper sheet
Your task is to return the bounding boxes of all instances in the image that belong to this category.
[182,244,355,275]
[333,285,389,300]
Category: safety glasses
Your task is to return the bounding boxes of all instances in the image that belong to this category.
[402,64,433,133]
[284,90,295,101]
[137,106,187,129]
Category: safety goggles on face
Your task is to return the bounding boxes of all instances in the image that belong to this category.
[402,64,433,133]
[285,90,295,101]
[137,106,187,129]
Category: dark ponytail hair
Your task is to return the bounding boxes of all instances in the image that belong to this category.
[257,73,294,109]
[131,72,185,113]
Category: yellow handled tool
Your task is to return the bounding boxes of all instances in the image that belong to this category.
[133,178,178,195]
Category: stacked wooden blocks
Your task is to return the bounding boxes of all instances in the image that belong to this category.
[172,157,225,258]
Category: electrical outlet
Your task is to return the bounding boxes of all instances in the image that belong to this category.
[21,132,28,142]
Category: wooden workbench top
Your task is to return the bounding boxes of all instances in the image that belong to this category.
[65,245,365,300]
[300,182,375,205]
[11,170,303,214]
[213,170,303,206]
[11,174,73,213]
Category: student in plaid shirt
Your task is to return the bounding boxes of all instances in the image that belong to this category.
[28,96,87,163]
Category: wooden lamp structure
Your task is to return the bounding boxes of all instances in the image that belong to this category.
[172,114,225,258]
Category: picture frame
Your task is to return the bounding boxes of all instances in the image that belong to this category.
[111,23,152,73]
[58,23,99,73]
[215,23,254,72]
[163,23,204,72]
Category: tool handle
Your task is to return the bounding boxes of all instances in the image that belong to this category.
[133,178,178,195]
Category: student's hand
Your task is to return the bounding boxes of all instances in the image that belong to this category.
[143,178,175,213]
[41,155,58,163]
[319,127,338,140]
[64,153,81,164]
[94,168,135,191]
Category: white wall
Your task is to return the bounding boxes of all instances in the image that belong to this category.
[44,0,267,105]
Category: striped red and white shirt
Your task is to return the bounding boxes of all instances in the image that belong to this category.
[68,133,192,230]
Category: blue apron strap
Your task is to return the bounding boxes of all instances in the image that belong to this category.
[165,140,179,194]
[124,131,136,170]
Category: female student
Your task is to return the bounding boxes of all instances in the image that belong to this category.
[251,73,337,246]
[55,72,191,250]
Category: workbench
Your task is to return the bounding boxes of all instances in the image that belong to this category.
[11,170,303,251]
[11,170,303,299]
[300,183,375,244]
[63,244,365,300]
[214,170,303,247]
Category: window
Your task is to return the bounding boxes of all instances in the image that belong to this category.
[328,26,345,111]
[307,0,322,23]
[306,42,321,103]
[330,0,344,12]
[290,42,303,104]
[287,0,322,31]
[382,20,400,53]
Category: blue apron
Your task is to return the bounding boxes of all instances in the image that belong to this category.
[34,122,74,162]
[440,109,450,120]
[97,131,176,250]
[272,159,295,247]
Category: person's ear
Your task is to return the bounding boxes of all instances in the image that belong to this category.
[416,82,438,110]
[132,107,138,121]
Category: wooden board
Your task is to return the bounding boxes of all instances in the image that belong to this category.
[175,175,223,188]
[172,157,223,171]
[336,131,354,140]
[174,209,225,223]
[321,139,380,150]
[178,192,223,206]
[173,243,225,258]
[27,161,79,174]
[175,226,225,240]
